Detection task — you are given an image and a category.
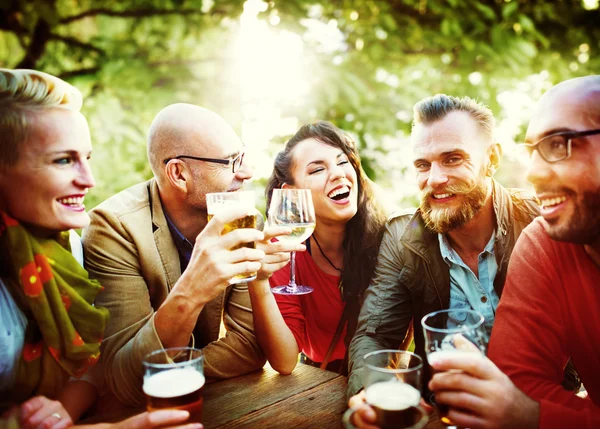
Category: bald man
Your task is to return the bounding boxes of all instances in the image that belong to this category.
[83,104,271,406]
[424,76,600,429]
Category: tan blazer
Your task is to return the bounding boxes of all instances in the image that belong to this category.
[83,179,265,406]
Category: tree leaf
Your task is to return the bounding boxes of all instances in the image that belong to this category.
[502,2,518,19]
[519,14,535,33]
[474,3,497,21]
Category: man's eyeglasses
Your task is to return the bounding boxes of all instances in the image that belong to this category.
[163,150,245,173]
[522,129,600,163]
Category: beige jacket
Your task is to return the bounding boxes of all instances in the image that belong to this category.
[83,179,265,406]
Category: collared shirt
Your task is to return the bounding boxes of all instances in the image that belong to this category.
[438,232,499,336]
[164,211,194,273]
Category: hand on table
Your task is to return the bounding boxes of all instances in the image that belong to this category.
[255,226,306,281]
[175,206,265,305]
[428,351,539,429]
[106,410,202,429]
[19,396,73,429]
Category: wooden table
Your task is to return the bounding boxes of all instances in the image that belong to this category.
[202,363,346,428]
[84,363,347,428]
[84,363,445,428]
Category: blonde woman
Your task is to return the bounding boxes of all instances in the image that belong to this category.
[0,69,200,429]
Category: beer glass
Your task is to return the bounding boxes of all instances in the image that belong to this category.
[206,191,258,283]
[421,309,488,427]
[267,188,316,295]
[360,350,428,429]
[143,347,205,423]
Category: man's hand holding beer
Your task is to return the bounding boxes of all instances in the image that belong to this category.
[428,352,539,429]
[155,207,265,350]
[347,390,432,429]
[175,206,266,305]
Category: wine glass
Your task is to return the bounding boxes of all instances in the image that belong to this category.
[267,188,316,295]
[421,309,488,428]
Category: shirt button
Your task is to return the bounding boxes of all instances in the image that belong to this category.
[481,296,488,303]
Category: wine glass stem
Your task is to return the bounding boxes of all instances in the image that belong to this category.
[287,251,298,293]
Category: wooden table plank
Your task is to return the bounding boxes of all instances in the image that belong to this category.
[202,364,341,428]
[81,364,343,427]
[216,376,347,429]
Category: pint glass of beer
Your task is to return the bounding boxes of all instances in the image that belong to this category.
[362,350,427,429]
[143,347,205,423]
[206,191,258,283]
[421,309,488,427]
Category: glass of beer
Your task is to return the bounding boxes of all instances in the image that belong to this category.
[362,350,428,429]
[421,309,488,427]
[206,191,258,283]
[143,347,205,423]
[267,188,316,295]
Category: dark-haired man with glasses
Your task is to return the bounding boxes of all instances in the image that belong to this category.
[82,104,269,406]
[426,76,600,429]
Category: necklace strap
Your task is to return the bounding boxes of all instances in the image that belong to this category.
[312,235,342,272]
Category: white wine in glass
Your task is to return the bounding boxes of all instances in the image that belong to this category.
[268,188,316,295]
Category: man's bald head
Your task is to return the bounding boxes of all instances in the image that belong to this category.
[525,75,600,245]
[527,75,600,145]
[147,103,240,180]
[538,75,600,108]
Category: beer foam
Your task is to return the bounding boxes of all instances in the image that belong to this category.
[365,381,420,411]
[207,200,253,216]
[143,368,205,398]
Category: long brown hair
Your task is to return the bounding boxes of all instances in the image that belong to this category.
[266,121,387,343]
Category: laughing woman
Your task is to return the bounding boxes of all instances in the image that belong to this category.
[250,121,387,375]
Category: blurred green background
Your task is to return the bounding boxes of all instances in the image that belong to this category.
[1,0,599,212]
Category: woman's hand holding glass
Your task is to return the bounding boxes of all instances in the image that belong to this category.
[254,225,306,281]
[267,189,316,295]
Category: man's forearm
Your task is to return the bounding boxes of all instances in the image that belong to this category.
[154,290,204,349]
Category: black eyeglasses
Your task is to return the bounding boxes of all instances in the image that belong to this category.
[522,129,600,163]
[163,150,245,173]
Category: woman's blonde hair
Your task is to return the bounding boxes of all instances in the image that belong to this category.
[0,69,82,172]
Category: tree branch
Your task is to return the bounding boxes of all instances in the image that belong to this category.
[49,34,105,54]
[16,18,51,68]
[59,8,206,25]
[59,67,101,80]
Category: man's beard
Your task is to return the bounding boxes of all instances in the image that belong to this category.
[420,178,489,234]
[541,186,600,245]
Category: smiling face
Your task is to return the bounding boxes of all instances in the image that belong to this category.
[0,108,95,236]
[287,138,358,225]
[412,111,493,233]
[525,80,600,244]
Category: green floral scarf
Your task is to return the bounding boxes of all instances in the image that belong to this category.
[0,212,109,403]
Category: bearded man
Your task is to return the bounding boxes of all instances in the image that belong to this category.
[346,94,542,416]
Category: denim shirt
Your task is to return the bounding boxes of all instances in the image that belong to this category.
[438,232,499,336]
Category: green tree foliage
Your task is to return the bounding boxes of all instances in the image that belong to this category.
[1,0,598,208]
